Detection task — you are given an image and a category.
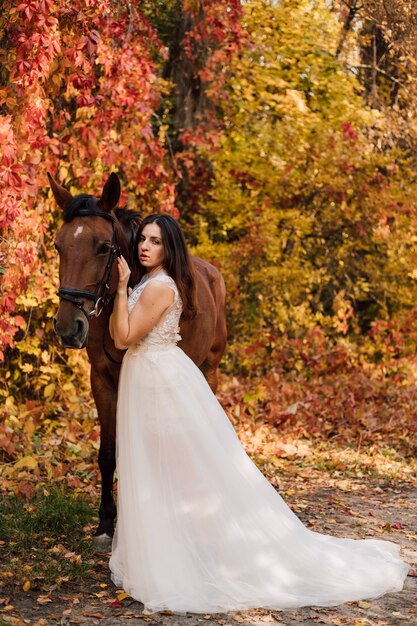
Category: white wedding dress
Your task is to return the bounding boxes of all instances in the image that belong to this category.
[109,270,409,614]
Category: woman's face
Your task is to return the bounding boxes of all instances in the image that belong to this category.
[138,223,165,272]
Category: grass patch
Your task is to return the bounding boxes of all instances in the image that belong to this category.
[0,487,98,590]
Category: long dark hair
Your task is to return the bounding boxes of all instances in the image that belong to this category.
[132,214,197,320]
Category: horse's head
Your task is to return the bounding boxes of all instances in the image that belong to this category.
[49,172,122,348]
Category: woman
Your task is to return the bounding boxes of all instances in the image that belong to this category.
[109,214,409,614]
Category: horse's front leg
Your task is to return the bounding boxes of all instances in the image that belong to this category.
[90,368,117,552]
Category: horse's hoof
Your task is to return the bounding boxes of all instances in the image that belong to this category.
[92,533,113,553]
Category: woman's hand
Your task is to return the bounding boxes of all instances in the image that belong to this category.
[116,255,131,296]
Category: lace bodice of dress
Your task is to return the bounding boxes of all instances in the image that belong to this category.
[126,271,182,352]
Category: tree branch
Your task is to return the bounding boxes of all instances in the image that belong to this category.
[354,63,409,94]
[336,0,360,58]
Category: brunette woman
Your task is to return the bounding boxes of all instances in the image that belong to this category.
[109,214,409,615]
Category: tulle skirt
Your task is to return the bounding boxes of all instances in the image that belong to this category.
[109,344,409,614]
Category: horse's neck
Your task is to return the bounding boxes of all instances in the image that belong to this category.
[115,223,131,262]
[88,219,129,351]
[87,304,121,367]
[87,216,136,347]
[89,303,112,334]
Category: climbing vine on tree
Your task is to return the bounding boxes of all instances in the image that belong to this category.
[0,0,241,418]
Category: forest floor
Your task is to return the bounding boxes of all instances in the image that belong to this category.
[1,457,416,626]
[2,368,417,626]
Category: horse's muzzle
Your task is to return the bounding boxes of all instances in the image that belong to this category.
[54,315,88,349]
[59,335,88,349]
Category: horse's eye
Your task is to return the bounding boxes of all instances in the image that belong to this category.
[97,243,111,255]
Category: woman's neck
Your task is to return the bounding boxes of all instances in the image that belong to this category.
[146,265,165,276]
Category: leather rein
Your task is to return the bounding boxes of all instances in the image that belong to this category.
[58,204,121,321]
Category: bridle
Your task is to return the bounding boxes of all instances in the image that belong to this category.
[58,199,121,320]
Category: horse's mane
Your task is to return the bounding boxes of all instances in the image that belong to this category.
[114,207,142,274]
[63,194,95,222]
[63,194,141,226]
[114,206,141,227]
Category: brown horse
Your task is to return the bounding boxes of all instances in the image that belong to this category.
[49,172,227,550]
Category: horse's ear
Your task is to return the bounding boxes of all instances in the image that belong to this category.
[98,173,121,212]
[47,172,73,209]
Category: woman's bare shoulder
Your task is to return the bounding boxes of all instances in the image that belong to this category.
[140,280,175,305]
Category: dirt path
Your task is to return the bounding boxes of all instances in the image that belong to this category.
[2,476,416,626]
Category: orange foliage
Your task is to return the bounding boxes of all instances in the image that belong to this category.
[0,0,244,360]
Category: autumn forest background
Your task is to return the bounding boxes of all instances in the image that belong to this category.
[1,0,417,590]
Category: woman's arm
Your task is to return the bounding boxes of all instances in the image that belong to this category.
[109,256,130,344]
[109,256,173,350]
